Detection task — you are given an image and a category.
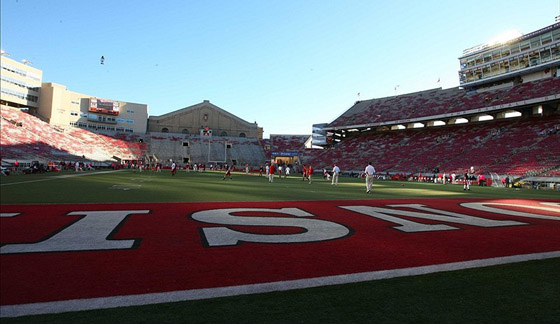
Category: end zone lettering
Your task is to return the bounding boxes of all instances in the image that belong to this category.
[1,200,558,254]
[1,199,559,311]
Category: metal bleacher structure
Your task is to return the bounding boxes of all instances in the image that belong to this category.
[147,132,266,167]
[302,77,560,179]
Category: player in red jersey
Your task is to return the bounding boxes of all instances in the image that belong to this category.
[307,165,314,184]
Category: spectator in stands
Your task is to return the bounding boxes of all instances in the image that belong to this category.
[332,163,340,186]
[365,162,376,193]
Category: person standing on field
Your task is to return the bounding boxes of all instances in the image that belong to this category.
[223,165,233,180]
[268,163,276,182]
[365,161,375,193]
[332,163,340,185]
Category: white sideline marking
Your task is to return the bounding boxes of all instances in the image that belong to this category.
[0,170,125,186]
[1,251,559,318]
[0,213,20,217]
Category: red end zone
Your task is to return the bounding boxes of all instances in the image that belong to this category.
[1,198,559,316]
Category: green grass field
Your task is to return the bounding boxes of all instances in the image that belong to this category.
[2,169,559,204]
[1,169,559,323]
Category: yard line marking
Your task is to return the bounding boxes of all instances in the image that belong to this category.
[1,251,558,318]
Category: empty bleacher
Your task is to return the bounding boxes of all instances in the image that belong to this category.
[147,132,267,167]
[304,114,559,177]
[330,77,560,128]
[1,105,146,163]
[2,76,558,177]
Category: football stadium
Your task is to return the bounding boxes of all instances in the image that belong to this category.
[2,13,560,324]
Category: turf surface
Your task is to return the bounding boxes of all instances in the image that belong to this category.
[2,169,559,204]
[1,169,559,323]
[2,258,559,324]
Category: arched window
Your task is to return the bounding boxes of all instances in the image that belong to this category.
[182,129,189,135]
[239,133,246,138]
[162,128,169,133]
[220,131,228,137]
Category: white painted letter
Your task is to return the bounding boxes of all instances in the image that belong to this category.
[0,210,149,254]
[340,204,525,232]
[461,202,560,221]
[191,207,350,247]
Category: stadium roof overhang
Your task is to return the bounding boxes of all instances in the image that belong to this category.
[323,93,560,133]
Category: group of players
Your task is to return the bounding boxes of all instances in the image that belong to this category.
[168,159,373,192]
[169,159,476,194]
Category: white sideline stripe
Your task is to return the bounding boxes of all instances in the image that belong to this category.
[0,213,20,217]
[1,251,559,318]
[0,170,124,186]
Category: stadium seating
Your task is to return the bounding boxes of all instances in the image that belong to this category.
[304,114,559,177]
[1,77,558,178]
[1,106,146,163]
[146,132,267,167]
[330,77,560,127]
[305,77,560,178]
[269,135,309,153]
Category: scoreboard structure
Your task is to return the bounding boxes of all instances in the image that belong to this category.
[89,98,120,116]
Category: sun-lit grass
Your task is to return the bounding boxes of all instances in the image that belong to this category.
[2,169,559,204]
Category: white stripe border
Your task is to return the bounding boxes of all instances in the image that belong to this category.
[2,251,559,318]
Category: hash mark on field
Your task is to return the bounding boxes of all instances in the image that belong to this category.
[128,178,152,182]
[109,184,141,191]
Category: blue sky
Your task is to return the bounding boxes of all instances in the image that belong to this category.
[1,0,557,138]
